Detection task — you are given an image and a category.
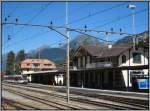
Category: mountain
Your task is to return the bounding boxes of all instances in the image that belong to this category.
[27,47,66,63]
[61,35,107,49]
[115,31,148,45]
[2,31,148,71]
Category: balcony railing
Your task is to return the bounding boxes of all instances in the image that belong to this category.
[31,65,52,69]
[71,62,113,70]
[86,62,113,68]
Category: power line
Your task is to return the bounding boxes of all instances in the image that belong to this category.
[12,2,53,37]
[122,22,148,30]
[68,27,133,36]
[68,2,128,25]
[49,26,68,39]
[2,21,139,48]
[2,22,146,52]
[44,2,94,26]
[2,22,133,39]
[3,30,50,49]
[69,29,114,43]
[7,3,20,18]
[2,22,50,28]
[3,39,65,55]
[93,8,148,29]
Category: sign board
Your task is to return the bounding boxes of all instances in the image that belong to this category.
[137,79,149,89]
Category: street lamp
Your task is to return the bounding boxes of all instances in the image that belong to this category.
[127,4,136,49]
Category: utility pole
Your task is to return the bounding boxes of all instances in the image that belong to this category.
[66,1,70,102]
[127,4,136,49]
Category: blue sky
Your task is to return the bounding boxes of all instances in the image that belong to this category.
[2,1,148,54]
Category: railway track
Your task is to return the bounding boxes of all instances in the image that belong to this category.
[3,83,98,109]
[2,98,39,110]
[3,88,82,110]
[70,91,149,108]
[2,83,147,110]
[33,84,149,108]
[13,83,149,109]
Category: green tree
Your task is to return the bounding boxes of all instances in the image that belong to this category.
[15,50,25,74]
[69,48,76,66]
[6,51,15,75]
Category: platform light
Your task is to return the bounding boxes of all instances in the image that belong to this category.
[127,4,136,9]
[127,4,136,50]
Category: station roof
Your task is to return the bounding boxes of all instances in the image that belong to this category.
[75,44,132,58]
[21,59,55,64]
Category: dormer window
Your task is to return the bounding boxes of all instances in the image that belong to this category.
[122,55,126,63]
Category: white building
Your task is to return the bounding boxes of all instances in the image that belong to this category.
[73,44,148,90]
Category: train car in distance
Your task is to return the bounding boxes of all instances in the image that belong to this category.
[3,75,28,84]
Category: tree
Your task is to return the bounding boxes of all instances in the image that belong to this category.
[69,48,76,66]
[6,51,15,75]
[15,50,25,74]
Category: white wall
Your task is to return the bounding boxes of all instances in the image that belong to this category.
[55,74,64,85]
[119,47,148,66]
[118,47,148,88]
[27,75,32,82]
[22,70,34,74]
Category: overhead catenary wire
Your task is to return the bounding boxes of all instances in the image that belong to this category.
[93,8,148,29]
[3,22,146,52]
[2,21,134,47]
[6,3,20,18]
[3,30,50,49]
[68,28,114,43]
[68,2,129,25]
[4,39,65,55]
[49,2,93,23]
[12,2,53,37]
[2,22,133,36]
[68,27,133,36]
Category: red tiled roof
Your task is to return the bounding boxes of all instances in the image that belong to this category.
[21,59,54,64]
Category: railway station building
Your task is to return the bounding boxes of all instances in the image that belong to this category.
[22,44,149,91]
[70,44,149,91]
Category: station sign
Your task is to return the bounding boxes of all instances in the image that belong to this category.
[137,79,149,89]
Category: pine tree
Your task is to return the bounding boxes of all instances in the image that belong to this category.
[15,50,25,74]
[6,51,15,75]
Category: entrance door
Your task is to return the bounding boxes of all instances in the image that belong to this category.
[96,73,101,89]
[108,71,113,89]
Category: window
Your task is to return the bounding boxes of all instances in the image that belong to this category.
[44,64,52,66]
[98,59,105,62]
[122,55,126,63]
[133,52,141,63]
[90,56,92,63]
[27,63,30,66]
[107,58,111,62]
[33,63,39,67]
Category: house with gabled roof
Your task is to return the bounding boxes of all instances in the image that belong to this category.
[71,44,148,90]
[21,59,56,74]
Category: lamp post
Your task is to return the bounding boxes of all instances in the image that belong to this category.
[127,4,136,49]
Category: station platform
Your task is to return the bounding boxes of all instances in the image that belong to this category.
[28,83,148,100]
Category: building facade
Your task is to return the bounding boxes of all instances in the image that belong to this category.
[21,59,56,74]
[72,44,148,90]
